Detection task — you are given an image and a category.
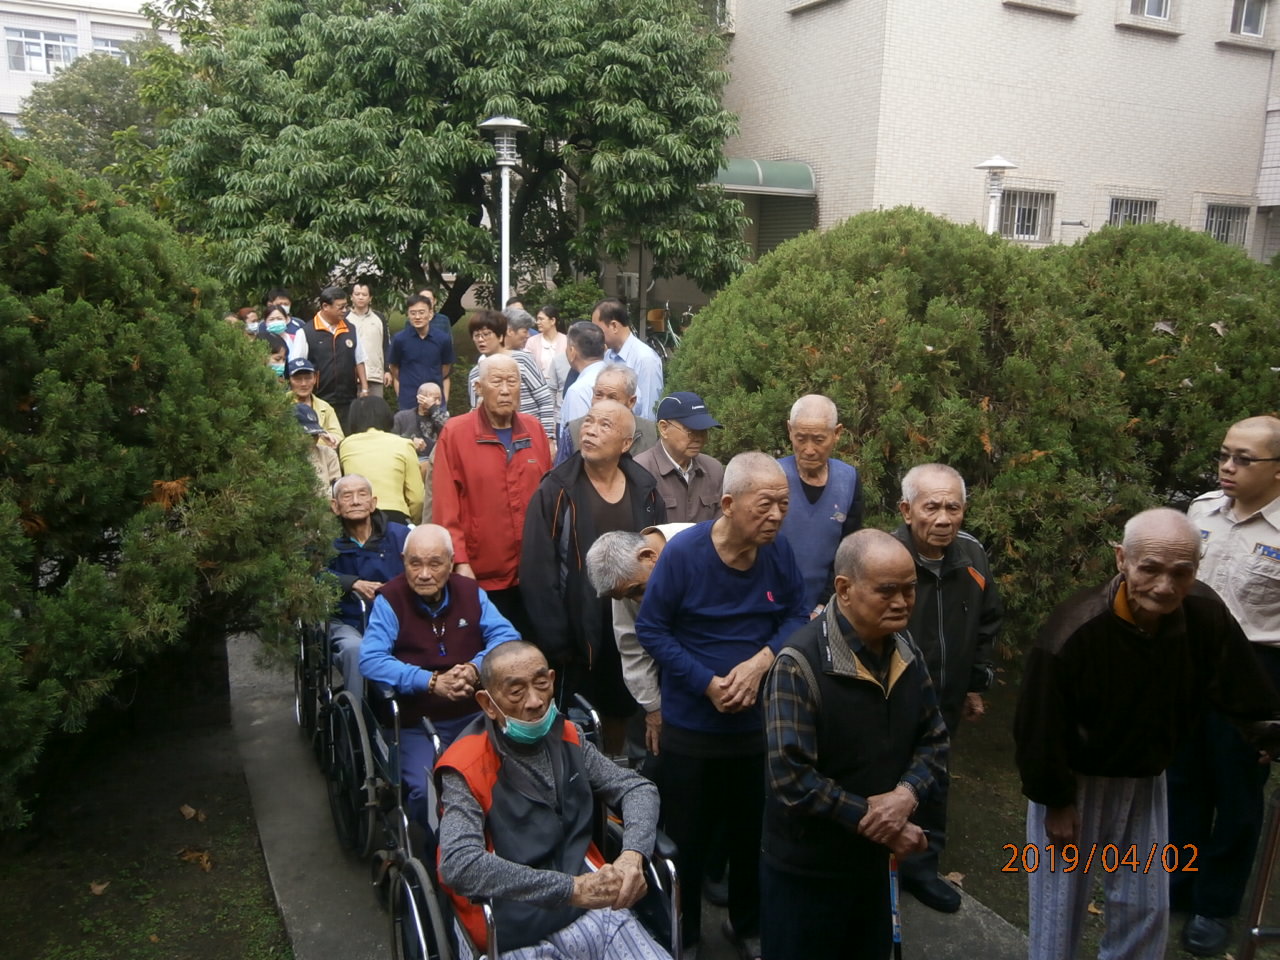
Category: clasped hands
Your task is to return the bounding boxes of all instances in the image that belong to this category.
[858,784,927,858]
[433,662,479,700]
[705,648,775,714]
[569,850,647,910]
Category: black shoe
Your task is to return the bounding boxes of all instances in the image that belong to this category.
[900,872,961,914]
[1182,915,1230,956]
[703,875,729,908]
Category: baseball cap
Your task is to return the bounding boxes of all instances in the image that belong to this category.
[655,392,722,430]
[294,403,324,435]
[285,357,316,377]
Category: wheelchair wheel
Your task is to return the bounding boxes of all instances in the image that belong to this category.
[327,689,376,857]
[390,857,454,960]
[293,626,318,733]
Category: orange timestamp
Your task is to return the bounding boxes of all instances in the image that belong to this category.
[1001,843,1199,874]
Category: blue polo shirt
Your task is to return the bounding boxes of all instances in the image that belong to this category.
[388,322,456,411]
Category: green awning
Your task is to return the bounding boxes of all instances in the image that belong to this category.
[713,158,816,197]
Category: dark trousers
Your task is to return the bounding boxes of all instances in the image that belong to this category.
[486,587,535,644]
[660,748,764,946]
[760,855,892,960]
[900,740,951,880]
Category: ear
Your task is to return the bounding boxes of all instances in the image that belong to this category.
[476,688,501,722]
[897,499,911,523]
[330,499,342,517]
[833,574,852,603]
[833,423,845,441]
[1114,544,1126,575]
[620,431,634,454]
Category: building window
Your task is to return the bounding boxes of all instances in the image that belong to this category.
[1204,204,1250,246]
[1130,0,1169,18]
[999,190,1055,242]
[6,28,78,74]
[1109,197,1158,226]
[1231,0,1266,37]
[93,38,131,63]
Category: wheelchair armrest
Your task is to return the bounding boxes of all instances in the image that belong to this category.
[370,680,397,702]
[653,829,678,862]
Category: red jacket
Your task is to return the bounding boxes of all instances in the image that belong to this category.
[432,407,550,591]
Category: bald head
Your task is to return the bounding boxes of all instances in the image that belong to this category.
[833,530,917,642]
[480,639,547,692]
[789,394,839,428]
[333,474,373,500]
[481,353,519,380]
[723,451,786,498]
[835,528,913,581]
[579,399,635,465]
[1230,415,1280,457]
[1121,508,1200,555]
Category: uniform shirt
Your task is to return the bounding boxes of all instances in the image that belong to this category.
[1188,490,1280,646]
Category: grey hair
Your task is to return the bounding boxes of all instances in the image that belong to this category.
[332,474,373,499]
[585,530,648,596]
[403,523,455,560]
[595,362,638,399]
[788,394,839,428]
[834,528,910,580]
[566,320,606,360]
[900,463,967,505]
[503,307,537,333]
[723,451,786,498]
[480,639,545,691]
[1121,508,1201,554]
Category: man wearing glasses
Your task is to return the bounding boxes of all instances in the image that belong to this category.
[1169,416,1280,956]
[633,392,726,523]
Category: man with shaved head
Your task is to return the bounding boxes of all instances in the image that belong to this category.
[1015,507,1280,960]
[359,523,521,828]
[761,529,946,960]
[778,394,864,616]
[1168,415,1280,954]
[637,451,808,956]
[433,352,551,639]
[521,399,665,749]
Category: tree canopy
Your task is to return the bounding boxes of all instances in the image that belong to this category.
[164,0,748,314]
[0,130,332,827]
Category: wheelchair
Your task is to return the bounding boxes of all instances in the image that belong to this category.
[294,618,335,769]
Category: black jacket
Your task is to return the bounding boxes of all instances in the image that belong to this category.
[519,453,665,665]
[892,524,1002,731]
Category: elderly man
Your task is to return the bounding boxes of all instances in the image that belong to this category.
[502,307,537,351]
[433,354,551,639]
[761,529,946,960]
[1014,508,1280,960]
[585,523,696,758]
[521,400,665,749]
[288,285,370,428]
[1169,415,1280,955]
[591,298,664,419]
[633,392,726,524]
[778,394,864,616]
[559,321,609,427]
[326,474,410,708]
[891,463,1002,913]
[636,452,808,956]
[436,640,669,960]
[555,362,659,467]
[359,524,520,826]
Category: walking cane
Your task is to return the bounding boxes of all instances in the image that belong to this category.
[889,853,904,960]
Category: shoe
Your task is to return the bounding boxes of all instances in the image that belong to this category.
[1182,915,1230,956]
[702,875,729,907]
[900,872,961,914]
[721,918,762,960]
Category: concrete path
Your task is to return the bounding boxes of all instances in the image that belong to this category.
[227,632,1028,960]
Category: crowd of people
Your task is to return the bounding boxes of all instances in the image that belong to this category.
[238,284,1280,960]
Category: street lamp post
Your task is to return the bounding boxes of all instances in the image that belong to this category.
[974,155,1018,235]
[479,115,530,306]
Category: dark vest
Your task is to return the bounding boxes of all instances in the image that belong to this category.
[304,318,360,406]
[437,717,597,951]
[378,573,485,725]
[777,455,859,611]
[762,617,930,877]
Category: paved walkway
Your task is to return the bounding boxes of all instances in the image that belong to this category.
[227,633,1028,960]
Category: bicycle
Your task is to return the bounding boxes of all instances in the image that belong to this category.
[645,301,693,362]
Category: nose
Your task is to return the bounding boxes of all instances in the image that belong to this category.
[522,685,546,713]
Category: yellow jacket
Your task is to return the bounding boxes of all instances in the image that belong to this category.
[338,429,425,523]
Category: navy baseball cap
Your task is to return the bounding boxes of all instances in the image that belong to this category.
[655,392,722,430]
[285,357,316,377]
[294,403,324,435]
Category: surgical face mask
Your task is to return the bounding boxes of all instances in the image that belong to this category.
[269,361,286,376]
[245,321,260,334]
[494,701,558,744]
[266,319,288,334]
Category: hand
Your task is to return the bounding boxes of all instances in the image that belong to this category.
[809,604,824,620]
[720,647,775,712]
[434,664,477,701]
[887,822,928,858]
[454,563,476,580]
[570,865,622,909]
[857,785,916,844]
[352,579,381,601]
[644,710,662,755]
[412,437,427,452]
[611,851,648,909]
[319,431,339,449]
[705,676,733,713]
[963,692,986,721]
[1043,804,1079,846]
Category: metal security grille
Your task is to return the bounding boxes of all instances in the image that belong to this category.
[1205,204,1250,247]
[1109,197,1157,226]
[999,190,1055,242]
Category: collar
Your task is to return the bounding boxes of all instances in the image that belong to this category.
[312,312,350,336]
[1112,580,1137,626]
[415,584,451,618]
[659,441,693,480]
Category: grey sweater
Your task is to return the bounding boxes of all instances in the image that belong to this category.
[438,722,660,907]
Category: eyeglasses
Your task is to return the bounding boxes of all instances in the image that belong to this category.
[1213,451,1280,468]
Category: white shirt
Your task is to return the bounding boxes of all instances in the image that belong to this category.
[1188,489,1280,646]
[558,359,607,427]
[607,332,664,420]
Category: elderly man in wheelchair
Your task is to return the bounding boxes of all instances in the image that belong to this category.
[436,640,676,960]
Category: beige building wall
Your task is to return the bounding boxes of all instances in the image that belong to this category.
[724,0,1276,255]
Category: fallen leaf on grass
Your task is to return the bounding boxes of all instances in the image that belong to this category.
[149,935,159,943]
[1087,902,1103,915]
[89,880,110,895]
[944,871,965,887]
[177,847,212,872]
[179,804,196,820]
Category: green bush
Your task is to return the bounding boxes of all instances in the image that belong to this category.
[0,133,332,827]
[1048,224,1280,503]
[672,207,1151,649]
[518,278,607,325]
